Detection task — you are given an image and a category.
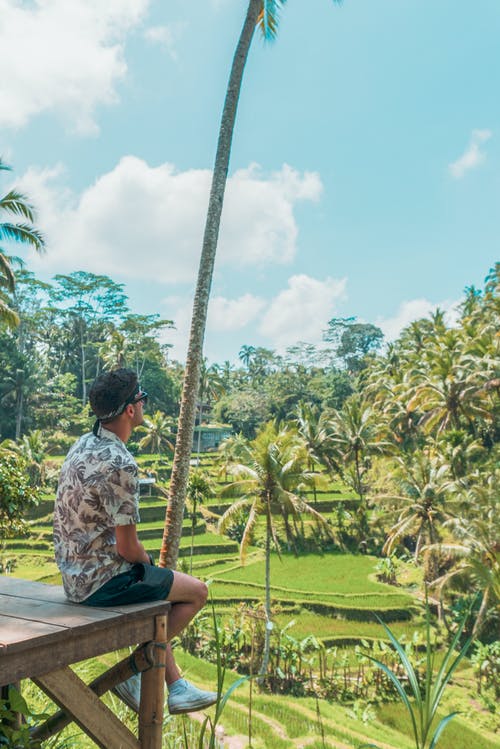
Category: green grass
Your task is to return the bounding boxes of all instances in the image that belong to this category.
[376,703,500,749]
[272,609,425,641]
[211,551,415,597]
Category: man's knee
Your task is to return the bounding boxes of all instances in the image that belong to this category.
[194,579,208,609]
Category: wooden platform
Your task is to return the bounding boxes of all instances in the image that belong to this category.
[0,576,170,748]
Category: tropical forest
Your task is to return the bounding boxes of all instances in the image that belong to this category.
[0,245,499,748]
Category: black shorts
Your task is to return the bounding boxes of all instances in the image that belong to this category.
[82,563,174,607]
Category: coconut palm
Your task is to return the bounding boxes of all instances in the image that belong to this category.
[238,344,257,370]
[186,470,215,574]
[0,159,45,328]
[431,471,500,637]
[216,433,249,482]
[295,402,341,473]
[293,401,341,504]
[98,329,128,370]
[160,0,342,569]
[138,411,175,455]
[329,395,393,546]
[218,422,331,679]
[381,453,454,581]
[406,330,493,435]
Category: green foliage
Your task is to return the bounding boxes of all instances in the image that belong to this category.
[359,596,474,749]
[471,640,500,700]
[0,685,59,748]
[0,449,40,537]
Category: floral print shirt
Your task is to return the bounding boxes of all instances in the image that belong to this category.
[53,427,140,602]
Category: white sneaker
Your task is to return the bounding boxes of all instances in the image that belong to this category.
[112,673,141,713]
[167,679,218,715]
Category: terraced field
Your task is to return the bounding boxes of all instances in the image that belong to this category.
[5,456,498,748]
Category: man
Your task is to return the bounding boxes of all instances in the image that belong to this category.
[53,368,217,715]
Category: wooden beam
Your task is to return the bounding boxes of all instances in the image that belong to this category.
[35,667,140,749]
[31,645,155,742]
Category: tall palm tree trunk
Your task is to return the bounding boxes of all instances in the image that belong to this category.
[159,0,261,569]
[189,497,197,575]
[259,504,272,683]
[15,368,24,440]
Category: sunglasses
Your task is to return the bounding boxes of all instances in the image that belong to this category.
[130,390,148,406]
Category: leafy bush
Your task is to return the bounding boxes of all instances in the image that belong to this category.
[0,450,40,538]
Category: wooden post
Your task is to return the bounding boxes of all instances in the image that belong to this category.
[138,614,167,749]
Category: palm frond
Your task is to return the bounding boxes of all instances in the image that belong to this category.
[0,223,45,252]
[240,505,258,564]
[0,190,36,222]
[0,252,15,290]
[257,0,284,40]
[218,497,252,533]
[0,296,20,328]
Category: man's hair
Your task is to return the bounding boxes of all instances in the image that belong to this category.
[89,368,139,421]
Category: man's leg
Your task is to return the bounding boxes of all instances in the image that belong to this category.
[163,571,208,685]
[163,572,217,714]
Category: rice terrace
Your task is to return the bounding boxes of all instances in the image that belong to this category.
[1,0,499,747]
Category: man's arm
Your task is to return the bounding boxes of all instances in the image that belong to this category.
[115,524,151,564]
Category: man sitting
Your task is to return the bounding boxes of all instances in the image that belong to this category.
[53,367,217,714]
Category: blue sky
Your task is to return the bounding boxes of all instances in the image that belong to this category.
[1,0,499,362]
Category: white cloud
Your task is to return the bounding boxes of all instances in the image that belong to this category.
[449,129,492,179]
[143,23,186,61]
[162,292,267,361]
[22,157,322,282]
[0,0,149,134]
[376,298,460,341]
[220,163,322,267]
[258,274,347,350]
[208,294,266,332]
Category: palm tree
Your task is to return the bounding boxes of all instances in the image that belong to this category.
[194,358,226,457]
[239,344,257,370]
[329,395,392,547]
[0,159,45,327]
[406,329,493,435]
[218,422,331,679]
[431,471,500,637]
[138,411,175,455]
[186,471,215,574]
[98,329,128,370]
[380,453,453,580]
[159,0,341,569]
[216,432,249,482]
[294,401,341,494]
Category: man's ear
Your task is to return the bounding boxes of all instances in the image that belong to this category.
[125,403,135,418]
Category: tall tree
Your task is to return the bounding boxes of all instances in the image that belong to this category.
[49,272,129,404]
[160,1,341,569]
[218,422,330,679]
[330,395,392,547]
[0,159,45,328]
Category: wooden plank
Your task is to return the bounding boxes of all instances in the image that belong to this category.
[35,667,140,749]
[1,617,156,683]
[0,578,170,618]
[0,577,68,602]
[0,614,65,648]
[0,595,119,629]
